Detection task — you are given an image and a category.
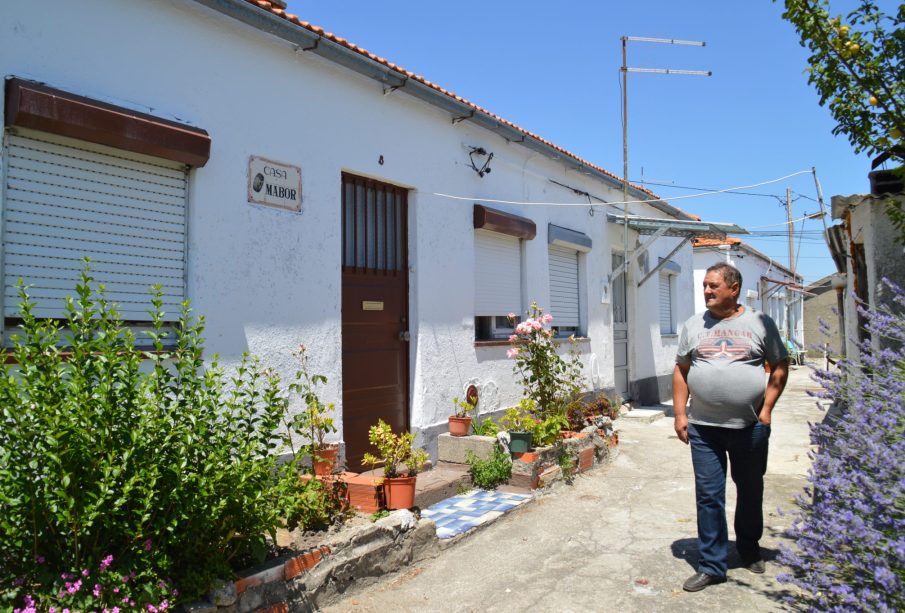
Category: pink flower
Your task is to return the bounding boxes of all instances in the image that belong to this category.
[508,334,518,342]
[542,313,553,324]
[143,539,153,552]
[147,604,158,612]
[507,312,516,319]
[35,555,45,564]
[159,601,169,611]
[49,608,56,613]
[530,319,543,330]
[515,322,531,334]
[81,569,90,577]
[507,348,520,358]
[67,580,82,594]
[100,554,114,570]
[113,588,120,594]
[93,583,102,597]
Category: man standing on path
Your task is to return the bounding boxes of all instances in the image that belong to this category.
[672,263,789,592]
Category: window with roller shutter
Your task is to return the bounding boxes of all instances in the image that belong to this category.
[2,129,189,323]
[547,224,591,337]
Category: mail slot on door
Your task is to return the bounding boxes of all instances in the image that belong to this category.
[362,300,384,311]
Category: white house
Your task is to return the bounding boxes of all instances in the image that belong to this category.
[0,0,743,467]
[692,237,805,347]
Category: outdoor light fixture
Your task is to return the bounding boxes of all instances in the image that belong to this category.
[468,146,493,177]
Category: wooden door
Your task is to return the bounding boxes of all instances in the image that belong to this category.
[341,174,409,471]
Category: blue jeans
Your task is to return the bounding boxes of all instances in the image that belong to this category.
[688,421,771,577]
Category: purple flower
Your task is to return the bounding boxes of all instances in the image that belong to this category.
[99,554,114,570]
[143,538,153,551]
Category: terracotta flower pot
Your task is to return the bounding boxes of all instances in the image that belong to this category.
[313,444,339,476]
[383,475,417,510]
[448,415,473,437]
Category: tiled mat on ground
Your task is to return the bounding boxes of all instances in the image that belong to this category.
[422,489,531,539]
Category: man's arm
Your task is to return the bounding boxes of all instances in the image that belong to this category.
[673,362,691,444]
[759,358,790,425]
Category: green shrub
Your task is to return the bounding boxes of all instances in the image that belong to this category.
[465,444,512,490]
[0,267,338,607]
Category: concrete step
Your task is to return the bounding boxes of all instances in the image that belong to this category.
[619,407,666,423]
[414,461,470,509]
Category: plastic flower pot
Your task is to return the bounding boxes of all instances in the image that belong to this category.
[508,431,533,454]
[448,416,473,437]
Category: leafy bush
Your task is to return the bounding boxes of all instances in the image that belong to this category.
[777,280,905,612]
[470,414,499,436]
[465,444,512,490]
[0,267,343,608]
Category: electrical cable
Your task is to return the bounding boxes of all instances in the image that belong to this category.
[429,169,814,207]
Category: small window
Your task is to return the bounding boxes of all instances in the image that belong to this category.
[475,315,519,340]
[475,229,523,340]
[549,244,580,337]
[659,270,675,334]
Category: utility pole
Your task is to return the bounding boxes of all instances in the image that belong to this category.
[786,188,795,341]
[786,188,795,277]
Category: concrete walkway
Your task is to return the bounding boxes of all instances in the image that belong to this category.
[322,365,825,612]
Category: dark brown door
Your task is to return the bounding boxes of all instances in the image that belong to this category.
[341,174,409,471]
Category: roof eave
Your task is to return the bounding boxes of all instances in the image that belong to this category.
[191,0,685,214]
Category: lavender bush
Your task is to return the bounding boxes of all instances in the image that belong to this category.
[778,280,905,612]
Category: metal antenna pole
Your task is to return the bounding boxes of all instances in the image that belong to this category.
[618,35,710,283]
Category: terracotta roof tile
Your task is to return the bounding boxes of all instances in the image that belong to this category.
[693,236,742,247]
[239,0,661,200]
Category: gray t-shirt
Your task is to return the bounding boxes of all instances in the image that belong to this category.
[676,308,788,428]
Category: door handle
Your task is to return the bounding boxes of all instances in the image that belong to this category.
[398,331,411,342]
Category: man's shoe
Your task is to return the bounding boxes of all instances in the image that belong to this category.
[683,572,727,592]
[744,559,766,574]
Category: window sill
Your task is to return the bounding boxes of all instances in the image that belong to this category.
[661,333,679,339]
[474,336,592,348]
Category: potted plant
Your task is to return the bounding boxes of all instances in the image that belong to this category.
[362,419,429,510]
[449,396,476,436]
[287,344,339,476]
[499,399,537,454]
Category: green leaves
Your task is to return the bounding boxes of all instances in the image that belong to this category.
[0,261,343,608]
[779,0,904,161]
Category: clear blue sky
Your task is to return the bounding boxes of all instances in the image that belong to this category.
[285,0,883,286]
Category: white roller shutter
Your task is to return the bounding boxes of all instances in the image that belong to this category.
[659,270,673,333]
[475,229,521,315]
[549,244,579,327]
[3,130,188,320]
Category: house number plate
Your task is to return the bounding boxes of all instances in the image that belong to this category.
[362,301,384,311]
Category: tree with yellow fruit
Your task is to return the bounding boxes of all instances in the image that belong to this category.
[779,1,903,162]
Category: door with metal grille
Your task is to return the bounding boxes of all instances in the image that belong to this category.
[612,253,630,400]
[341,173,409,471]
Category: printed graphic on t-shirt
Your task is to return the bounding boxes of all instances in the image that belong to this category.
[694,329,754,361]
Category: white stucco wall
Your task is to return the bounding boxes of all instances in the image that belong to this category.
[0,0,695,452]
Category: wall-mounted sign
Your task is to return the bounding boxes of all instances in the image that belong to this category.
[248,156,302,212]
[362,300,385,311]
